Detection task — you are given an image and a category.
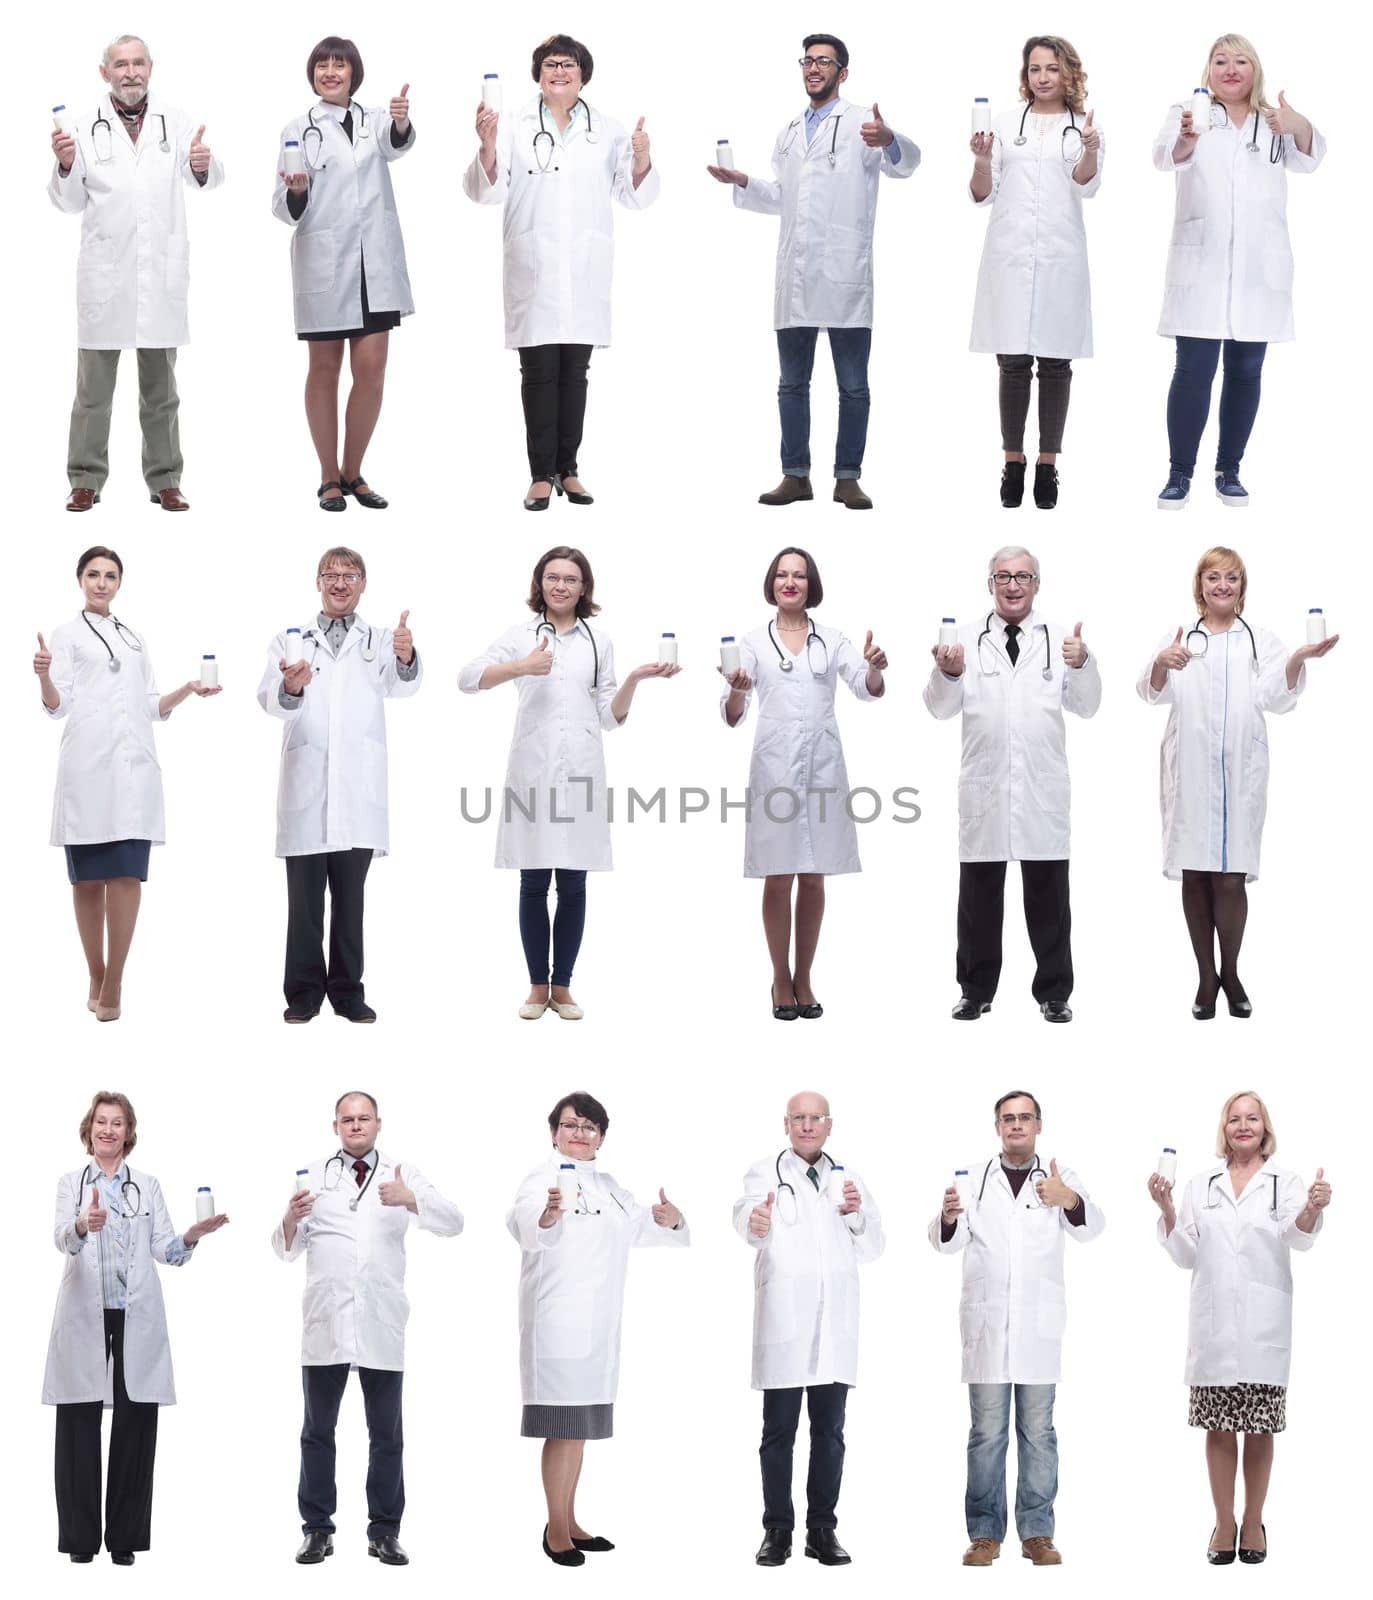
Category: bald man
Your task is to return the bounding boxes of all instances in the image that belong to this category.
[734,1091,885,1567]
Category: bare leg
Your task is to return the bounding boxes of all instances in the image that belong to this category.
[1205,1430,1239,1552]
[341,332,389,485]
[304,340,345,499]
[1035,452,1058,464]
[541,1437,584,1551]
[72,882,107,1005]
[791,873,826,1005]
[99,877,141,1006]
[762,876,796,1006]
[1239,1433,1273,1552]
[566,1443,590,1540]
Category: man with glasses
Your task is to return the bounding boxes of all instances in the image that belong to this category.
[923,545,1100,1023]
[930,1090,1104,1567]
[706,34,919,510]
[734,1090,885,1567]
[49,35,222,512]
[257,547,421,1022]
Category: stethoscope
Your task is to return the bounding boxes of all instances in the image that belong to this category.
[322,1150,380,1211]
[1013,102,1082,163]
[536,616,600,688]
[530,97,597,174]
[976,612,1051,679]
[81,610,143,672]
[976,1155,1049,1208]
[1205,1168,1280,1217]
[301,623,378,665]
[92,104,170,162]
[768,617,829,677]
[1185,616,1258,668]
[562,1175,629,1219]
[303,100,369,170]
[781,107,844,164]
[1197,102,1286,163]
[775,1146,844,1202]
[78,1163,144,1218]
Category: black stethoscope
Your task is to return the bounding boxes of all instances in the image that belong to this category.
[977,1155,1048,1208]
[81,611,143,673]
[92,104,169,162]
[1185,616,1258,668]
[1197,102,1286,163]
[322,1150,379,1212]
[768,617,829,676]
[531,97,597,174]
[781,107,844,164]
[1205,1168,1279,1217]
[977,612,1051,679]
[1013,102,1083,164]
[537,616,600,688]
[559,1170,629,1218]
[78,1163,144,1218]
[302,623,378,664]
[774,1148,844,1207]
[303,101,369,170]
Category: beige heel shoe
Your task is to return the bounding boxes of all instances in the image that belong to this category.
[518,999,550,1020]
[96,1002,122,1022]
[549,999,584,1021]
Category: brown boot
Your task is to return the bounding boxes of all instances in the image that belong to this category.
[833,478,873,510]
[962,1539,1001,1567]
[1021,1536,1062,1565]
[758,475,813,506]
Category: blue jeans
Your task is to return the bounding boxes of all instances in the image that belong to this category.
[776,326,872,479]
[965,1383,1057,1542]
[1166,337,1267,475]
[518,868,587,986]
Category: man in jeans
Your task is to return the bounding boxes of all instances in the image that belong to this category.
[929,1090,1104,1566]
[707,34,919,509]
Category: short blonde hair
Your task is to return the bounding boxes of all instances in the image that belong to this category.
[1192,547,1247,616]
[1019,36,1088,116]
[79,1091,138,1156]
[318,546,367,580]
[1199,34,1271,115]
[1216,1089,1277,1159]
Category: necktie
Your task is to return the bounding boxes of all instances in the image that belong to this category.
[1005,623,1021,665]
[353,1159,368,1188]
[806,1165,820,1190]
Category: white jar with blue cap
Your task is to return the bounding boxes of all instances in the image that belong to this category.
[658,632,677,665]
[53,104,75,136]
[1306,608,1326,645]
[720,635,741,676]
[482,73,502,112]
[955,1168,972,1212]
[1191,88,1212,131]
[282,138,305,178]
[200,654,218,688]
[284,626,303,667]
[295,1168,312,1193]
[1157,1147,1177,1184]
[971,98,990,136]
[716,138,734,170]
[939,617,958,648]
[557,1162,579,1209]
[195,1186,215,1221]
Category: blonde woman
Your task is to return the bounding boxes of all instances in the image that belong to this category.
[1147,1091,1330,1564]
[1153,35,1325,508]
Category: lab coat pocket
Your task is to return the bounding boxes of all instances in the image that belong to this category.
[542,1289,595,1358]
[1166,218,1204,287]
[1035,1290,1068,1343]
[756,1283,797,1346]
[1261,250,1294,292]
[1027,769,1070,817]
[164,237,189,299]
[78,264,118,308]
[506,231,540,319]
[823,223,871,286]
[282,744,324,812]
[1246,1281,1291,1348]
[958,768,989,820]
[1246,738,1269,845]
[294,228,338,294]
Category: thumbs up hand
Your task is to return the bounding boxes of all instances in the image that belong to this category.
[393,609,414,664]
[189,124,211,174]
[630,114,651,174]
[1264,89,1307,140]
[1306,1166,1331,1211]
[862,628,889,674]
[81,1186,108,1236]
[1062,620,1087,669]
[1035,1157,1078,1210]
[1081,107,1101,155]
[1157,626,1190,674]
[379,1163,416,1211]
[861,101,894,147]
[390,84,411,133]
[651,1186,683,1229]
[749,1190,776,1238]
[34,632,53,678]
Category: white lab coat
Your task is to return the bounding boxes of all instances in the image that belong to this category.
[44,613,171,847]
[43,1166,186,1405]
[1153,105,1326,341]
[723,622,879,877]
[734,99,920,329]
[272,1150,463,1370]
[970,108,1102,358]
[1137,621,1303,880]
[929,1156,1104,1385]
[257,616,422,858]
[508,1155,688,1406]
[1160,1162,1320,1387]
[48,96,224,349]
[272,100,416,336]
[462,98,659,348]
[734,1150,885,1391]
[923,611,1101,862]
[459,617,620,870]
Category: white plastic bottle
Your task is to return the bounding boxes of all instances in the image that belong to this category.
[954,1168,972,1213]
[830,1163,855,1208]
[716,138,734,169]
[282,139,305,177]
[53,104,75,136]
[284,627,303,666]
[195,1186,215,1221]
[658,632,678,665]
[1157,1148,1177,1184]
[295,1169,312,1193]
[1191,88,1212,131]
[972,98,991,136]
[557,1162,579,1210]
[939,617,958,647]
[200,654,218,688]
[1306,608,1327,645]
[482,73,502,112]
[720,636,741,676]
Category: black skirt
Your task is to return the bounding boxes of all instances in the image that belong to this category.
[299,255,402,342]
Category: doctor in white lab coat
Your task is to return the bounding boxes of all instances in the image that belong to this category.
[723,547,886,1022]
[465,34,658,508]
[924,547,1100,1024]
[49,35,222,511]
[509,1091,687,1566]
[274,1091,462,1567]
[931,1090,1104,1567]
[459,547,679,1021]
[735,1090,884,1568]
[1138,547,1336,1017]
[45,1091,228,1561]
[274,38,415,510]
[968,37,1102,510]
[1152,35,1325,509]
[708,34,918,508]
[1148,1090,1331,1564]
[36,547,221,1023]
[257,546,421,1024]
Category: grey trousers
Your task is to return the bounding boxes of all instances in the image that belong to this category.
[68,348,182,491]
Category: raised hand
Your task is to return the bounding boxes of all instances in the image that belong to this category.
[862,629,888,673]
[706,163,748,186]
[1156,626,1190,673]
[1264,89,1305,138]
[749,1190,775,1239]
[1289,632,1340,670]
[651,1186,682,1228]
[1080,107,1101,154]
[969,130,995,160]
[631,114,651,170]
[1062,621,1087,669]
[539,1184,564,1229]
[1035,1158,1078,1209]
[52,126,77,173]
[286,1187,314,1224]
[378,1163,415,1209]
[184,1211,230,1244]
[1176,105,1201,149]
[720,665,754,694]
[1306,1166,1331,1210]
[476,99,499,151]
[1146,1171,1176,1226]
[941,1183,963,1224]
[393,609,414,663]
[34,632,52,678]
[932,642,966,678]
[279,657,314,694]
[189,125,211,174]
[82,1187,108,1236]
[521,637,554,677]
[390,84,411,134]
[861,101,894,148]
[838,1179,862,1216]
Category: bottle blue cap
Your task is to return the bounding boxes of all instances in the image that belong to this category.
[722,634,735,643]
[1308,607,1322,613]
[296,1167,309,1174]
[942,616,956,624]
[955,1168,969,1176]
[1163,1147,1176,1154]
[1194,88,1208,94]
[718,137,730,143]
[197,1185,211,1191]
[559,1161,575,1169]
[484,73,499,79]
[662,631,675,638]
[202,653,215,659]
[830,1163,844,1170]
[287,626,301,634]
[54,103,67,113]
[974,97,988,103]
[284,139,300,148]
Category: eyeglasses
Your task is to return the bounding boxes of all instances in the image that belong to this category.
[998,1112,1039,1126]
[788,1114,832,1127]
[319,570,363,585]
[798,56,841,69]
[991,573,1038,586]
[540,59,580,73]
[558,1120,600,1136]
[543,575,585,588]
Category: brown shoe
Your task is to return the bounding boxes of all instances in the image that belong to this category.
[833,478,873,510]
[1022,1536,1062,1565]
[758,475,813,506]
[150,486,190,511]
[65,487,100,512]
[962,1539,1001,1567]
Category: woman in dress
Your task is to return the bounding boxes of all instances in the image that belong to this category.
[35,546,221,1021]
[274,36,416,510]
[1138,547,1336,1017]
[44,1090,228,1564]
[509,1091,688,1566]
[722,547,887,1019]
[464,34,658,508]
[458,547,679,1019]
[1147,1090,1330,1564]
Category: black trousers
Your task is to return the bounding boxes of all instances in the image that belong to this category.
[284,849,372,1012]
[760,1383,848,1531]
[957,859,1073,1005]
[54,1310,158,1555]
[518,343,593,477]
[299,1364,405,1539]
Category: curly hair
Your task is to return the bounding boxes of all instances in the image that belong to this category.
[1018,36,1088,116]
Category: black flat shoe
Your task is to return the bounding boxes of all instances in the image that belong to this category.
[952,998,992,1021]
[343,476,389,509]
[771,985,799,1021]
[1206,1526,1237,1566]
[1238,1524,1266,1564]
[1033,461,1059,509]
[110,1552,135,1566]
[317,481,346,512]
[69,1553,95,1563]
[296,1531,334,1564]
[1000,459,1026,507]
[368,1535,409,1565]
[542,1528,585,1567]
[756,1529,792,1566]
[554,473,594,505]
[805,1528,851,1565]
[796,1000,824,1019]
[1040,1000,1072,1023]
[284,1006,321,1024]
[571,1534,615,1552]
[333,1001,378,1024]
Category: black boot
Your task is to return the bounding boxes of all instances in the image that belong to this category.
[1000,459,1026,507]
[1033,461,1059,509]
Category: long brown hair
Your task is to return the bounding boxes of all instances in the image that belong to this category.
[1018,36,1088,116]
[526,547,600,619]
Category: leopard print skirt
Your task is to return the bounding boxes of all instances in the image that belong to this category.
[1188,1382,1286,1434]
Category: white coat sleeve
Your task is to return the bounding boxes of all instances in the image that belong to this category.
[845,1174,885,1262]
[972,126,1003,207]
[463,120,512,205]
[43,628,75,720]
[1159,1174,1199,1268]
[459,625,524,693]
[271,121,305,224]
[923,664,965,719]
[881,127,921,178]
[927,1207,969,1254]
[511,1170,564,1251]
[733,1160,774,1252]
[271,1211,309,1262]
[257,636,302,721]
[404,1165,463,1236]
[835,633,879,701]
[720,634,759,726]
[610,121,660,209]
[733,133,785,214]
[1153,104,1194,171]
[1063,648,1102,719]
[1059,1167,1105,1242]
[178,110,224,191]
[378,106,417,163]
[596,635,621,731]
[1277,1171,1322,1251]
[1256,628,1302,714]
[55,1173,85,1254]
[48,142,89,212]
[615,1182,690,1249]
[1283,123,1326,174]
[1137,634,1179,705]
[148,1177,193,1266]
[1075,122,1103,198]
[144,649,171,722]
[377,630,424,700]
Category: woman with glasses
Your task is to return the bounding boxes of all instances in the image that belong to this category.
[721,547,887,1020]
[510,1091,688,1566]
[459,547,680,1019]
[969,36,1102,511]
[34,546,221,1022]
[464,33,658,509]
[1138,547,1337,1018]
[44,1090,228,1564]
[1147,1091,1330,1565]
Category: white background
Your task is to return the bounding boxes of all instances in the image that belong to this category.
[3,0,1365,1594]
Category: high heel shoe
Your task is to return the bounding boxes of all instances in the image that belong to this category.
[542,1527,585,1567]
[96,989,122,1023]
[1193,977,1219,1020]
[1222,980,1253,1019]
[771,985,799,1022]
[1237,1523,1266,1564]
[1206,1525,1237,1566]
[524,481,553,511]
[553,473,594,506]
